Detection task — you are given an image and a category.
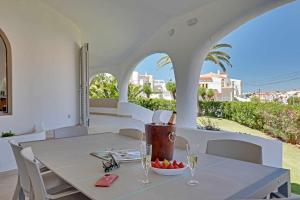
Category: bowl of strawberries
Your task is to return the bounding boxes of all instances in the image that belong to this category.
[151,158,187,176]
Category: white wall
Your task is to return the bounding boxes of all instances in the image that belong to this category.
[0,0,81,134]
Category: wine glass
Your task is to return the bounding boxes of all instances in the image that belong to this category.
[139,142,152,184]
[186,143,200,186]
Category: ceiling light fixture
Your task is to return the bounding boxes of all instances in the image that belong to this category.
[186,18,198,26]
[168,29,175,37]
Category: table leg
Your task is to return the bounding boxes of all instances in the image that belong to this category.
[278,182,290,198]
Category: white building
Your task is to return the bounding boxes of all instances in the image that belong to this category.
[153,80,172,100]
[130,71,139,85]
[129,71,173,100]
[199,71,243,101]
[138,73,154,89]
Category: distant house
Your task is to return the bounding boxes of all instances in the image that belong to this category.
[129,71,172,100]
[251,92,277,102]
[199,71,243,101]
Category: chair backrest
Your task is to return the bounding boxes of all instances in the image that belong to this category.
[9,140,31,194]
[206,139,262,164]
[175,136,189,150]
[119,128,144,140]
[21,147,48,200]
[152,110,173,124]
[54,125,88,139]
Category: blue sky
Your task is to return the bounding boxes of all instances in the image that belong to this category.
[135,1,300,93]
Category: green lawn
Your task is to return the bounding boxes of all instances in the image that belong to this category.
[197,117,300,195]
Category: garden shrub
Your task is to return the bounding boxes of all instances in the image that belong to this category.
[130,97,176,111]
[130,98,300,144]
[204,101,300,144]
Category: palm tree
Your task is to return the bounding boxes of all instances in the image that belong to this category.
[198,87,207,101]
[143,83,152,98]
[157,43,232,72]
[89,73,119,99]
[206,89,215,100]
[128,83,143,100]
[166,81,176,100]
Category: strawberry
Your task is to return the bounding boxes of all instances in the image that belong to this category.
[172,160,177,166]
[173,165,178,169]
[178,162,184,168]
[167,164,174,169]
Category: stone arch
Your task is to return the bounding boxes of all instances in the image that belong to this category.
[89,72,119,100]
[127,52,175,101]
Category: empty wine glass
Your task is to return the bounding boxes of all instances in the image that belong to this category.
[186,143,200,186]
[139,142,152,184]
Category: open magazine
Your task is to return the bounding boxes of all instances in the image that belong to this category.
[90,149,141,162]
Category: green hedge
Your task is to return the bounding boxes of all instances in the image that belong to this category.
[131,98,300,144]
[199,101,300,144]
[130,97,176,111]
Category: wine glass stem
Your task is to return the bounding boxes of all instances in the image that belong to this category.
[145,168,149,182]
[190,169,195,179]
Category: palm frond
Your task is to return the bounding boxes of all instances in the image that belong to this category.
[212,43,232,49]
[157,55,172,68]
[218,57,233,68]
[217,62,227,72]
[205,54,220,64]
[209,51,231,60]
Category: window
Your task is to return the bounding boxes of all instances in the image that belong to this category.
[0,28,12,115]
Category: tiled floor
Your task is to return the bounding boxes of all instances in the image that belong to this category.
[0,170,18,200]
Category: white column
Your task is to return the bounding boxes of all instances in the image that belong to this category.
[172,46,209,128]
[117,72,131,102]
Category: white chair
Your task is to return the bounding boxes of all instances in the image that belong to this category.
[119,128,144,140]
[9,140,50,200]
[152,110,173,124]
[21,147,90,200]
[175,136,189,150]
[206,139,262,164]
[10,140,78,200]
[53,126,88,139]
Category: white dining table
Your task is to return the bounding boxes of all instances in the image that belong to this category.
[22,133,290,200]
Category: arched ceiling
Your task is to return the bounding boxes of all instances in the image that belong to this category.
[43,0,213,69]
[42,0,293,76]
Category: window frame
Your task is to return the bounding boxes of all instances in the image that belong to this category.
[0,28,12,116]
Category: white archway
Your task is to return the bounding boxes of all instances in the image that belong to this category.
[89,72,119,100]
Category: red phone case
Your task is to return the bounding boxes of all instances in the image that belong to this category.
[95,174,119,187]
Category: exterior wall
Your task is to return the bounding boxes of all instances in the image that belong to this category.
[130,71,139,85]
[199,74,242,101]
[153,80,172,100]
[118,102,154,124]
[231,79,243,97]
[220,88,234,101]
[0,0,81,133]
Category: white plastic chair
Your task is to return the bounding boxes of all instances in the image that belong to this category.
[206,139,262,164]
[10,140,50,200]
[21,147,90,200]
[175,136,189,150]
[53,126,88,139]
